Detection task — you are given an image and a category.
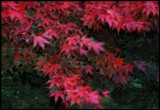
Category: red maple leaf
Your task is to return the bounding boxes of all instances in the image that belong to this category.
[33,36,50,50]
[49,81,56,89]
[48,30,59,40]
[58,2,70,11]
[119,74,127,84]
[114,57,124,69]
[36,59,47,70]
[62,100,70,109]
[115,48,121,53]
[8,9,23,21]
[60,44,72,58]
[88,91,102,108]
[80,49,88,56]
[97,14,106,25]
[102,90,110,99]
[42,17,51,26]
[23,50,34,61]
[65,89,79,106]
[2,1,17,9]
[47,64,61,76]
[80,35,92,48]
[124,63,134,75]
[49,92,55,97]
[40,65,51,77]
[66,37,77,46]
[26,1,35,9]
[55,91,64,103]
[83,65,94,75]
[91,42,105,55]
[143,1,159,18]
[14,53,21,61]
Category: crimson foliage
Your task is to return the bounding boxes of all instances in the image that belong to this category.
[1,1,159,108]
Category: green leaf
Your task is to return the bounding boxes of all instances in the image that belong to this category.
[37,72,43,77]
[102,97,117,108]
[132,82,142,88]
[6,76,13,80]
[70,103,80,109]
[90,37,95,41]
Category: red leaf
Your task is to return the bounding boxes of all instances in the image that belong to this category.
[80,49,88,56]
[114,57,124,69]
[60,44,72,58]
[91,42,105,55]
[88,91,102,108]
[14,53,21,61]
[143,1,159,18]
[33,36,50,50]
[62,100,70,109]
[119,74,127,84]
[125,63,134,75]
[66,37,77,46]
[49,92,55,97]
[102,91,110,99]
[83,65,94,75]
[8,9,23,21]
[55,91,64,103]
[36,59,47,69]
[47,64,61,75]
[115,48,120,53]
[26,1,35,8]
[98,14,106,24]
[49,82,56,89]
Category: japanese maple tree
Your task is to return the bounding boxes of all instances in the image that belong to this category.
[1,1,159,109]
